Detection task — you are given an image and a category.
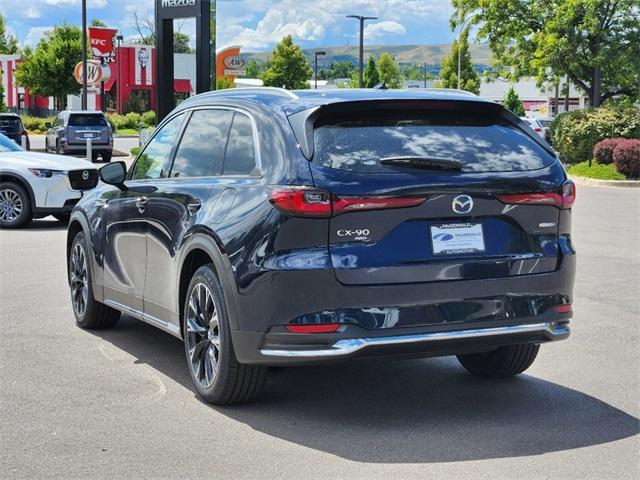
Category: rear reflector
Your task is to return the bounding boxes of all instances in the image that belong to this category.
[497,180,576,209]
[286,324,341,333]
[554,304,573,314]
[269,186,426,218]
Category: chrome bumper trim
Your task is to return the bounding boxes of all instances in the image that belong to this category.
[260,322,569,358]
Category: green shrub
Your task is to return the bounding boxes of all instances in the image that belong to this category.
[124,112,142,129]
[141,110,156,127]
[552,107,640,164]
[106,113,127,132]
[20,116,55,133]
[130,146,141,157]
[123,92,146,114]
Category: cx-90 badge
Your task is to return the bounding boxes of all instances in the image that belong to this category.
[452,195,474,214]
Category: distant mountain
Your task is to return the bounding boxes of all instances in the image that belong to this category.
[241,43,493,67]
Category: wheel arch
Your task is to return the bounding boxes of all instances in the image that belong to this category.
[67,211,103,302]
[0,171,36,210]
[177,229,240,338]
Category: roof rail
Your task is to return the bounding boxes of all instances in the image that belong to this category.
[423,88,477,97]
[207,87,299,99]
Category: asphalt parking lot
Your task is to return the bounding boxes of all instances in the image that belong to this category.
[1,185,638,479]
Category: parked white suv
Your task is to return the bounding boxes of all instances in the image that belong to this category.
[0,133,98,228]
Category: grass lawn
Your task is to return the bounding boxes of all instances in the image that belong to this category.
[115,128,139,136]
[568,161,627,180]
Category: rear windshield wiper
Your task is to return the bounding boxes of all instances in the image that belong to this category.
[379,156,463,171]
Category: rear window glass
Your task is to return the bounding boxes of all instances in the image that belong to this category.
[0,117,22,131]
[313,111,555,173]
[68,114,108,127]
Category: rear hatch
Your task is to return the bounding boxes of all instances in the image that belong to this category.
[300,101,571,285]
[66,113,110,145]
[0,116,22,141]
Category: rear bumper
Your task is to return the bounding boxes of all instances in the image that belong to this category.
[62,143,112,154]
[233,320,570,365]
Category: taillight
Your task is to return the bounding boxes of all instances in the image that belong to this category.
[554,304,572,314]
[269,187,427,217]
[497,180,576,209]
[286,324,341,333]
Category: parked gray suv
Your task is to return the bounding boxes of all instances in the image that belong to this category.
[46,111,113,162]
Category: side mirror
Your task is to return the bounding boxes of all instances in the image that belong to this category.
[45,122,52,129]
[99,161,127,189]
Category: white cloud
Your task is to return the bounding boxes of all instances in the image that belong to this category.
[23,26,53,47]
[364,21,406,40]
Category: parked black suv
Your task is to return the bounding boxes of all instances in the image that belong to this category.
[67,88,576,405]
[0,113,30,150]
[46,111,113,162]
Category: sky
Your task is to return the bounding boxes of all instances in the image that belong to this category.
[0,0,458,52]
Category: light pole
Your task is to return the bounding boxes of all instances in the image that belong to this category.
[81,0,87,110]
[116,35,123,114]
[346,15,377,88]
[314,51,326,89]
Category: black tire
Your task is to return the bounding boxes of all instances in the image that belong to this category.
[0,181,32,229]
[183,264,267,405]
[53,214,71,223]
[457,343,540,378]
[102,152,112,162]
[45,138,49,152]
[56,141,64,155]
[69,231,120,329]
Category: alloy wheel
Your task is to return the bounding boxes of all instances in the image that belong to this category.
[70,243,89,317]
[186,283,221,389]
[0,188,23,224]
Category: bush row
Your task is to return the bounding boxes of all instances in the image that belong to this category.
[593,138,640,179]
[551,107,640,164]
[106,111,156,132]
[20,116,55,134]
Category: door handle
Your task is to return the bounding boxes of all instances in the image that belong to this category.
[135,196,148,214]
[187,200,202,216]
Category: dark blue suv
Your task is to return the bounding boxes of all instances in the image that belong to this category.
[67,88,576,405]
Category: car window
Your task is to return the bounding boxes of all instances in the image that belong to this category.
[0,133,21,152]
[223,112,257,176]
[68,114,108,127]
[170,109,233,178]
[0,116,22,132]
[313,110,555,173]
[131,113,185,180]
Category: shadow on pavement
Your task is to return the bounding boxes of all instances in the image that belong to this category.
[92,315,639,464]
[12,218,68,231]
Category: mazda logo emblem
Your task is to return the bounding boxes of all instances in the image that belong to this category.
[82,170,89,181]
[452,195,473,214]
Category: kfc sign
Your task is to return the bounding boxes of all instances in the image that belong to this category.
[88,27,118,59]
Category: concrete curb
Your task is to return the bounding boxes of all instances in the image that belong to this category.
[568,175,640,188]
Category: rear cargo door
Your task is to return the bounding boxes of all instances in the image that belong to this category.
[308,105,565,285]
[67,113,109,145]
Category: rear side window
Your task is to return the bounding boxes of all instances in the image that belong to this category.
[0,117,22,132]
[171,109,233,178]
[313,111,555,173]
[223,112,257,176]
[68,114,107,127]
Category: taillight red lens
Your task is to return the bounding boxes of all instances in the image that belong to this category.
[269,187,332,217]
[269,187,426,217]
[554,304,572,314]
[497,180,576,209]
[286,324,341,333]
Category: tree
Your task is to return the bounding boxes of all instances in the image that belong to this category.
[262,35,312,90]
[363,56,380,87]
[133,13,192,52]
[90,19,107,27]
[0,13,19,54]
[14,25,83,109]
[332,61,356,79]
[504,86,526,116]
[244,59,266,79]
[452,0,640,106]
[436,28,480,94]
[377,53,403,88]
